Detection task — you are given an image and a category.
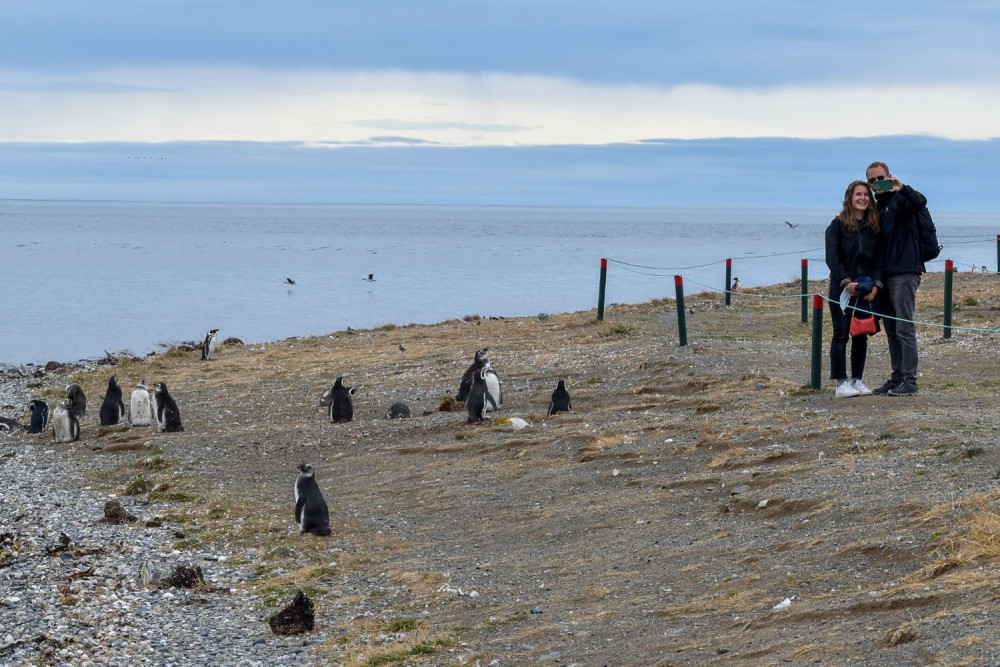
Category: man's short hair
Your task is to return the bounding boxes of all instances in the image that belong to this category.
[867,161,890,174]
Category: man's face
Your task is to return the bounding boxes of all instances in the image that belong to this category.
[866,165,889,185]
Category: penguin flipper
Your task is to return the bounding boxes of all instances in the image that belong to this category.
[295,496,305,524]
[486,391,498,411]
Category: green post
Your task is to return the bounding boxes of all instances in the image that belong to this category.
[597,258,607,321]
[943,259,954,339]
[801,258,808,324]
[996,234,999,274]
[675,275,687,347]
[725,258,732,307]
[810,294,823,389]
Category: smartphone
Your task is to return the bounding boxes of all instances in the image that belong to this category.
[871,179,893,192]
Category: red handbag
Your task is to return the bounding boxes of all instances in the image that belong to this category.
[850,313,877,337]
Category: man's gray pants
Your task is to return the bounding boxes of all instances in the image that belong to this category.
[883,273,921,383]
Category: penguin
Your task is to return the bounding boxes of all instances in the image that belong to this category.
[52,399,80,443]
[386,402,411,419]
[99,375,126,426]
[294,463,332,536]
[328,376,355,423]
[66,384,87,420]
[467,368,499,423]
[130,379,152,427]
[153,382,184,432]
[547,379,572,417]
[28,399,50,434]
[201,328,219,361]
[455,347,503,410]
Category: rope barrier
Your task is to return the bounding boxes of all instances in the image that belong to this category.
[605,246,823,272]
[814,292,1000,334]
[682,277,804,300]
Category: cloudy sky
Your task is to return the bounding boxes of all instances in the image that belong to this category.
[2,1,999,207]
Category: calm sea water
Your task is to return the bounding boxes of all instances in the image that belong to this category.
[2,201,996,366]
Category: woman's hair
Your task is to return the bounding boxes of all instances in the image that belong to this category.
[838,180,881,232]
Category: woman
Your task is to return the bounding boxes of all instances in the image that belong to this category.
[825,180,884,398]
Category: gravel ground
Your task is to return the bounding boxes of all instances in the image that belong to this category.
[0,436,318,666]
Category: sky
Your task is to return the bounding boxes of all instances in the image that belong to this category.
[2,1,999,208]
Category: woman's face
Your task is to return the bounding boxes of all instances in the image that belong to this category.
[851,184,870,216]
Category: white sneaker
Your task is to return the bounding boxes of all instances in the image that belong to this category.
[835,380,861,398]
[851,379,873,396]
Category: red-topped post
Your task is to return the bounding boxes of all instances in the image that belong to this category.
[810,294,824,389]
[675,275,687,346]
[597,258,608,321]
[943,259,954,338]
[801,259,809,324]
[725,258,733,306]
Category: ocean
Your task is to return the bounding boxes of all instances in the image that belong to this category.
[2,201,996,367]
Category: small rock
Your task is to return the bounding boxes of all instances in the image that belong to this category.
[731,485,750,495]
[530,607,543,614]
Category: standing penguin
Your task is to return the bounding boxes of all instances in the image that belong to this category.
[294,463,332,536]
[153,382,184,432]
[455,347,503,410]
[52,399,80,443]
[201,328,219,360]
[28,399,50,434]
[467,368,499,423]
[130,379,152,427]
[328,376,355,423]
[66,384,87,420]
[547,379,573,417]
[99,375,126,426]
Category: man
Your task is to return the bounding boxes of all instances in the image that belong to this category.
[865,161,928,397]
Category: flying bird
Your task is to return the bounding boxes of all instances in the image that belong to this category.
[286,277,296,285]
[364,273,375,282]
[784,221,799,229]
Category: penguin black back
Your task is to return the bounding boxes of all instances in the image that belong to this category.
[28,399,50,434]
[456,347,490,402]
[328,376,355,423]
[466,368,498,423]
[547,379,572,416]
[386,401,411,419]
[99,375,126,426]
[153,382,184,433]
[66,384,87,420]
[294,463,332,536]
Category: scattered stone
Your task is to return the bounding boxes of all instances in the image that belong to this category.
[44,361,65,372]
[145,517,163,528]
[757,499,769,509]
[101,499,138,525]
[138,561,160,588]
[269,590,315,635]
[731,485,750,495]
[530,607,543,614]
[492,416,528,431]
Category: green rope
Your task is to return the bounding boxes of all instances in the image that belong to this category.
[815,292,1000,334]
